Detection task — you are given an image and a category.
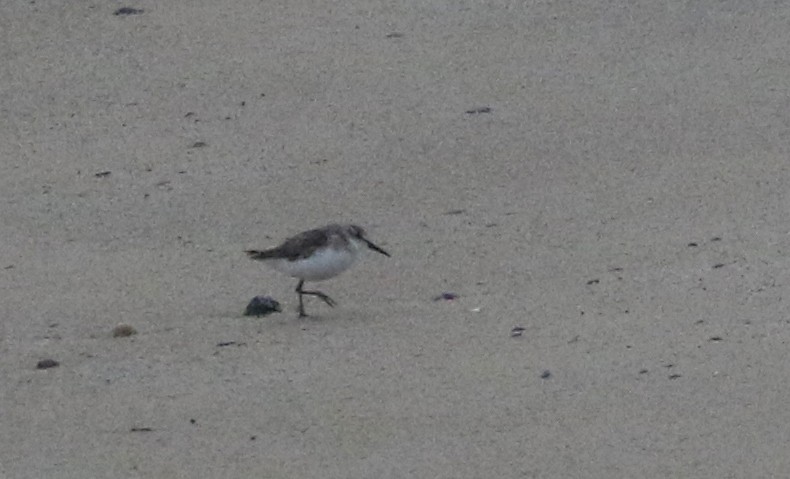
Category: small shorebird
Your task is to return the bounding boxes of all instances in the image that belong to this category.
[246,224,390,317]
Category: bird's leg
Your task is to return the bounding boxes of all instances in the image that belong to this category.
[295,279,308,317]
[303,289,336,307]
[295,279,336,316]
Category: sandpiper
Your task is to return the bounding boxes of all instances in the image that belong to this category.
[246,224,390,316]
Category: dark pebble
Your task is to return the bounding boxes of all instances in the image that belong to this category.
[465,107,492,114]
[244,296,282,317]
[114,7,143,15]
[112,324,137,338]
[94,171,111,178]
[433,292,458,301]
[510,326,525,337]
[540,370,552,379]
[586,278,600,285]
[36,359,59,369]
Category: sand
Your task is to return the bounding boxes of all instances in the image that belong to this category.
[2,1,790,477]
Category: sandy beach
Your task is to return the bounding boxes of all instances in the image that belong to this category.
[3,1,790,477]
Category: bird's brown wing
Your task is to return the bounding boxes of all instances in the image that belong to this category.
[247,227,330,261]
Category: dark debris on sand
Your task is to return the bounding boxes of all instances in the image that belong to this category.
[244,296,282,317]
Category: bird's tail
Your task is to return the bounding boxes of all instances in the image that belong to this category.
[245,250,274,260]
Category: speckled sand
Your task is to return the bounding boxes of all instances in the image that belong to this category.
[3,1,790,477]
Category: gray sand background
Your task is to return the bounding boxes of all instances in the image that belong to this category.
[3,1,790,477]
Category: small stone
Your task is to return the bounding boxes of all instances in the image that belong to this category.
[433,292,458,301]
[112,324,137,338]
[244,296,282,317]
[36,359,59,369]
[114,7,143,15]
[540,370,552,379]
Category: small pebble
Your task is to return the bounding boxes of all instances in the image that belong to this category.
[433,292,458,301]
[510,326,525,337]
[36,359,59,369]
[112,324,137,338]
[114,7,143,15]
[540,370,552,379]
[244,296,282,317]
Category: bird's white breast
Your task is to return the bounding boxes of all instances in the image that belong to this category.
[267,243,360,281]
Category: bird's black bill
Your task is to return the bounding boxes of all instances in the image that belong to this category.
[365,240,390,257]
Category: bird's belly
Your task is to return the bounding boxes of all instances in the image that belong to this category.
[268,247,358,281]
